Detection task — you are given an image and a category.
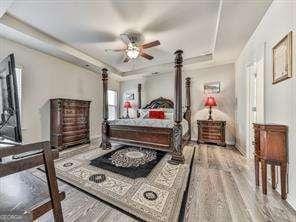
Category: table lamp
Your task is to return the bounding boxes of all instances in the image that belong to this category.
[123,101,132,118]
[204,96,217,120]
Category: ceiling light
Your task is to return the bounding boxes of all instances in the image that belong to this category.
[126,43,140,59]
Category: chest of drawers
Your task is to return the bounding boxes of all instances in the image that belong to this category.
[50,98,91,150]
[197,120,226,146]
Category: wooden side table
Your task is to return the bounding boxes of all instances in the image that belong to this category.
[197,120,226,146]
[253,123,288,199]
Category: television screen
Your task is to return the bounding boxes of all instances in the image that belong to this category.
[0,54,22,143]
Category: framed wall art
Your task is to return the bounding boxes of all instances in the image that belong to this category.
[272,31,292,84]
[204,81,221,94]
[124,92,135,100]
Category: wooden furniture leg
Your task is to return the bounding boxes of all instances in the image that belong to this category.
[43,147,64,222]
[271,165,276,189]
[280,163,287,200]
[261,159,267,195]
[255,156,260,186]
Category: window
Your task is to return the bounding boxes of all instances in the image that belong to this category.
[108,90,117,120]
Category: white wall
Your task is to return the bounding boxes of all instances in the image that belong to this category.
[120,63,236,144]
[0,37,120,144]
[235,0,296,209]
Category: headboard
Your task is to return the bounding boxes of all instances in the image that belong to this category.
[142,97,174,109]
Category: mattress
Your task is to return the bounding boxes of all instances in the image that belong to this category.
[109,118,189,135]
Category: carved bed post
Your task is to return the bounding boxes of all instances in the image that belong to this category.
[101,68,111,149]
[185,77,191,140]
[169,49,185,165]
[137,83,142,118]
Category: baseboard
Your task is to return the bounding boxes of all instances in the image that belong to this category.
[287,195,296,212]
[235,144,246,156]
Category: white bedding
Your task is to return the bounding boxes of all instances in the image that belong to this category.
[109,118,189,135]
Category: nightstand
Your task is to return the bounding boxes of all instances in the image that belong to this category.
[197,120,226,146]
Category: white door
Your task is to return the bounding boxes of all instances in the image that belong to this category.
[248,64,257,158]
[246,56,265,159]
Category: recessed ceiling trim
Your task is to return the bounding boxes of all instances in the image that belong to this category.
[212,0,223,53]
[122,59,235,81]
[121,53,213,77]
[0,13,123,80]
[0,0,14,18]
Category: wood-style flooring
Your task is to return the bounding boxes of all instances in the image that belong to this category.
[30,144,296,222]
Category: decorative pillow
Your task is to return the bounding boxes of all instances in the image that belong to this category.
[149,110,165,119]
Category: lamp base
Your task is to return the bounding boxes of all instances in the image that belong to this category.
[125,108,130,119]
[208,106,213,120]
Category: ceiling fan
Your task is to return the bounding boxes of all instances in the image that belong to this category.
[105,32,160,63]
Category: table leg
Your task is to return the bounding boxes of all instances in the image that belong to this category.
[271,165,276,189]
[261,159,267,195]
[255,156,260,186]
[280,163,287,200]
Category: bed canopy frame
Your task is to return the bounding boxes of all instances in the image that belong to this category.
[101,50,191,164]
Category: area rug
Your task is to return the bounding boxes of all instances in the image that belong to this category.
[46,145,194,222]
[90,146,166,179]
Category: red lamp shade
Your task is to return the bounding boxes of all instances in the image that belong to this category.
[123,101,132,108]
[204,96,217,107]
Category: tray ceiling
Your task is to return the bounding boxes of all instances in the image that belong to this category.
[2,0,272,77]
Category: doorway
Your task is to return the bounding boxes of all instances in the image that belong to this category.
[246,49,265,159]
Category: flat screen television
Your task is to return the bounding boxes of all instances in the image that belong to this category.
[0,54,22,143]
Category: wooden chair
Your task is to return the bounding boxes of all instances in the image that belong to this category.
[0,141,65,221]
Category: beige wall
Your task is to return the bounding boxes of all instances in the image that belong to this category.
[120,63,236,144]
[235,0,296,209]
[0,37,120,144]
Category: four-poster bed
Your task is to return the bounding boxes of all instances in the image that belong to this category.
[101,50,191,164]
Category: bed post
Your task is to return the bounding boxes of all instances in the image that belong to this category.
[169,49,185,165]
[137,83,142,118]
[185,77,191,140]
[101,68,111,149]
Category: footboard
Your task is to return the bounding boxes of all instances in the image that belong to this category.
[109,125,173,152]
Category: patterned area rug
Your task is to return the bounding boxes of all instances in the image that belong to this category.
[90,146,166,179]
[48,145,194,222]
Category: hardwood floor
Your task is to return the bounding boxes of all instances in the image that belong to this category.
[31,144,296,222]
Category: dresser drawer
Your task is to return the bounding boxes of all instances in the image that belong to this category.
[202,134,221,140]
[63,133,88,143]
[63,117,87,124]
[63,129,88,136]
[63,124,87,131]
[63,108,85,115]
[201,127,221,134]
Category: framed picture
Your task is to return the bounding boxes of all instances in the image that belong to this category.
[125,92,135,100]
[204,81,220,94]
[272,31,292,84]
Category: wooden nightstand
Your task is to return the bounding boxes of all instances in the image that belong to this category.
[197,120,226,146]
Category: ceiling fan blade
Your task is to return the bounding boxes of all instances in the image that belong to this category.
[105,49,125,52]
[123,57,130,63]
[141,52,154,60]
[141,40,160,49]
[120,33,132,44]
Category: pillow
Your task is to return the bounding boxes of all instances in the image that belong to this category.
[165,112,174,120]
[149,110,165,119]
[138,109,149,119]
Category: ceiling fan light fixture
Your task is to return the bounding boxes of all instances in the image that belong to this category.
[126,43,140,59]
